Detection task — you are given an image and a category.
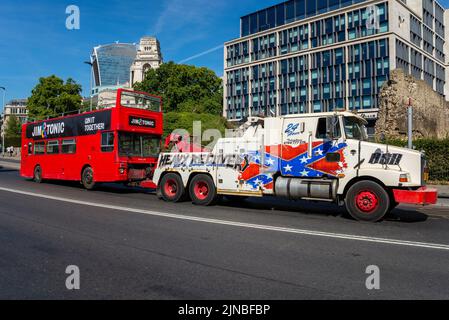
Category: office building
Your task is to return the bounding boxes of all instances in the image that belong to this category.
[224,0,448,133]
[1,99,28,138]
[91,42,137,91]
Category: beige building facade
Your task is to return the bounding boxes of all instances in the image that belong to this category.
[130,37,163,85]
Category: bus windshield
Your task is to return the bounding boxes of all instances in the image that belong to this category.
[119,133,161,158]
[120,91,161,112]
[344,117,368,141]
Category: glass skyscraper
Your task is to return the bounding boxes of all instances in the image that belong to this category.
[91,43,137,88]
[224,0,447,133]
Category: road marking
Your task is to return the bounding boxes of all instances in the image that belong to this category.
[1,186,449,251]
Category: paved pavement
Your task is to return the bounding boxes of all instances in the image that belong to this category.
[0,168,449,299]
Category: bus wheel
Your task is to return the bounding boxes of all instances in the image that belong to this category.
[189,174,218,206]
[345,181,390,222]
[82,167,96,190]
[159,173,185,202]
[33,166,43,183]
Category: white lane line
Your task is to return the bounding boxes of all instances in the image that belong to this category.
[1,186,449,251]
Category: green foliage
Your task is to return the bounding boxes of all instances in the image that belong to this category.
[5,115,22,138]
[27,75,82,120]
[133,62,223,115]
[379,137,449,183]
[3,136,21,148]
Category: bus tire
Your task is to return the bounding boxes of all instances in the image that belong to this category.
[33,165,43,183]
[345,181,390,222]
[82,166,96,190]
[159,173,185,203]
[189,174,218,206]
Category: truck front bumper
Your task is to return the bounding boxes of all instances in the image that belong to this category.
[393,187,438,205]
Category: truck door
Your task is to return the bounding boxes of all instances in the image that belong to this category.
[304,117,348,178]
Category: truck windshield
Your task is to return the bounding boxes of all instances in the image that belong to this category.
[119,133,161,158]
[344,117,368,141]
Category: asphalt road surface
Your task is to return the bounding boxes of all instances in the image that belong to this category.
[0,167,448,300]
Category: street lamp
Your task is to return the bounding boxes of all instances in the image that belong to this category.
[84,61,93,111]
[0,86,6,157]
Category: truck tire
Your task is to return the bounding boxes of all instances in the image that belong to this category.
[159,173,186,203]
[82,167,96,190]
[345,181,390,222]
[189,174,218,206]
[33,165,43,183]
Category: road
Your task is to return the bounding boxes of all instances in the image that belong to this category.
[0,166,448,300]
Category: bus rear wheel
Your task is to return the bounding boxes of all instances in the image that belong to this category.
[345,181,390,222]
[82,167,96,190]
[33,166,43,183]
[189,174,218,206]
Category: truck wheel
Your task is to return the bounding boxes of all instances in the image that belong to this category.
[33,165,43,183]
[345,181,390,222]
[159,173,185,202]
[82,167,96,190]
[189,174,218,206]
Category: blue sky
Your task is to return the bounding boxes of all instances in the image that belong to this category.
[0,0,448,105]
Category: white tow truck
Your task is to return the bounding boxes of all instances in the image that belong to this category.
[153,112,437,222]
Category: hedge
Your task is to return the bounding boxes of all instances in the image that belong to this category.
[381,138,449,183]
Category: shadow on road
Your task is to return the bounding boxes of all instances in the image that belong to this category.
[217,196,429,223]
[16,177,430,224]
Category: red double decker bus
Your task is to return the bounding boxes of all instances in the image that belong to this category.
[20,89,163,189]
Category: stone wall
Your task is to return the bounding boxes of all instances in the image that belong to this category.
[375,69,449,139]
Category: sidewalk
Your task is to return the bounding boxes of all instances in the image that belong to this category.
[0,155,20,170]
[431,185,449,198]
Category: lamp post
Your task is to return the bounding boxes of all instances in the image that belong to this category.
[84,61,93,111]
[0,86,6,157]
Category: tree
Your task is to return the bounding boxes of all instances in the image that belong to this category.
[5,115,22,138]
[133,62,223,115]
[27,75,82,120]
[163,112,230,138]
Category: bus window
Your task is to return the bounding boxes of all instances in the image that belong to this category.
[101,132,115,152]
[34,142,45,155]
[28,143,33,155]
[62,139,76,154]
[120,92,161,112]
[119,133,160,158]
[47,140,60,155]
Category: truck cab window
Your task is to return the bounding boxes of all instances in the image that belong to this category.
[316,117,341,139]
[344,117,368,141]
